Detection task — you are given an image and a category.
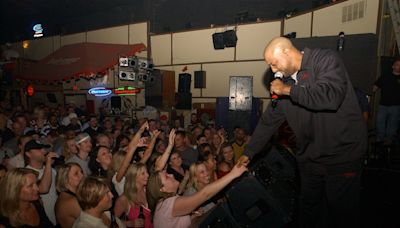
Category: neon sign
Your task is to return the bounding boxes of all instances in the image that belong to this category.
[88,87,112,97]
[114,86,142,96]
[33,24,43,38]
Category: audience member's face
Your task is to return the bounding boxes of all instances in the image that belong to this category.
[104,120,112,130]
[26,148,46,165]
[49,116,58,126]
[114,121,123,130]
[156,142,166,153]
[174,135,185,148]
[169,153,182,168]
[222,146,234,162]
[119,137,129,148]
[205,154,217,171]
[68,165,84,188]
[89,118,98,128]
[149,120,157,132]
[136,167,149,188]
[204,129,212,140]
[97,136,111,148]
[12,122,24,135]
[160,171,179,193]
[96,147,112,168]
[20,173,39,202]
[78,138,92,153]
[212,134,221,146]
[197,136,207,145]
[16,116,27,128]
[235,129,246,142]
[195,163,210,186]
[98,190,113,211]
[67,139,78,155]
[65,130,76,139]
[193,127,202,138]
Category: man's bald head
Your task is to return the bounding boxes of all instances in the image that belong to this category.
[264,37,295,57]
[263,36,302,77]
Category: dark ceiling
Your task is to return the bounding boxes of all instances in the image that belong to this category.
[0,0,333,43]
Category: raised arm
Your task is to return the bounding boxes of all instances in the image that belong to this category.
[154,129,176,172]
[172,162,247,216]
[38,152,57,193]
[116,122,148,182]
[139,130,161,164]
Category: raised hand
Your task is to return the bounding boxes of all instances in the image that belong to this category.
[168,128,176,146]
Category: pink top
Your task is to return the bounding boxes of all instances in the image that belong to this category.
[127,204,153,228]
[153,196,191,228]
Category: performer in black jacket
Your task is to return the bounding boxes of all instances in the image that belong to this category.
[239,37,367,228]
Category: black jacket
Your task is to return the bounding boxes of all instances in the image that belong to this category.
[245,48,367,165]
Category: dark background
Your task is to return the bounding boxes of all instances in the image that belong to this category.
[1,0,334,43]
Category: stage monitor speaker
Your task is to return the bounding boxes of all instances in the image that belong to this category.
[212,32,225,50]
[190,203,240,228]
[223,30,238,47]
[46,93,57,103]
[226,175,292,228]
[178,73,191,93]
[194,70,206,88]
[176,92,192,109]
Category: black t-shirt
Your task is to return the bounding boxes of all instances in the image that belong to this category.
[0,201,54,228]
[375,73,400,106]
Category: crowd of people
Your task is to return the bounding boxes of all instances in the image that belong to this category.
[0,102,250,228]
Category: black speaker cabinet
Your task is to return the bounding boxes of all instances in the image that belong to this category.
[190,203,240,228]
[178,73,191,93]
[194,70,206,88]
[175,92,192,110]
[212,32,225,50]
[226,175,292,228]
[223,30,238,48]
[226,145,298,228]
[110,96,122,110]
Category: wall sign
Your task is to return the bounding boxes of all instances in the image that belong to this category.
[114,86,142,96]
[33,24,44,38]
[88,87,112,97]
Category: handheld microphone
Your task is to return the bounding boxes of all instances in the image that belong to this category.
[337,31,345,51]
[271,72,283,108]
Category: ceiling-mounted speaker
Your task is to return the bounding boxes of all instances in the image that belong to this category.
[212,32,225,50]
[224,30,238,47]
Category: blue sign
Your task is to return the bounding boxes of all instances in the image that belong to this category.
[88,87,112,97]
[33,24,43,38]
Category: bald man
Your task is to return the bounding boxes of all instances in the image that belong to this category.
[239,37,367,227]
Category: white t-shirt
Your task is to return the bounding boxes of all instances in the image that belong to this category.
[112,173,126,196]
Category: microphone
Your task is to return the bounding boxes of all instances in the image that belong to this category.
[337,31,345,51]
[271,72,283,108]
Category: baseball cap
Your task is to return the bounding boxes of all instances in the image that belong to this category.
[75,133,91,145]
[24,139,51,152]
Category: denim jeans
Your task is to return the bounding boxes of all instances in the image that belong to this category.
[376,105,400,142]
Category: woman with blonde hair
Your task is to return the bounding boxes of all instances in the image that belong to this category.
[146,162,247,228]
[183,162,216,214]
[55,163,84,228]
[62,138,78,161]
[114,163,152,228]
[0,168,54,227]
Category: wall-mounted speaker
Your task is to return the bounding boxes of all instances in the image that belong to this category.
[178,73,191,93]
[176,92,192,109]
[223,30,238,47]
[194,70,206,88]
[212,32,225,50]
